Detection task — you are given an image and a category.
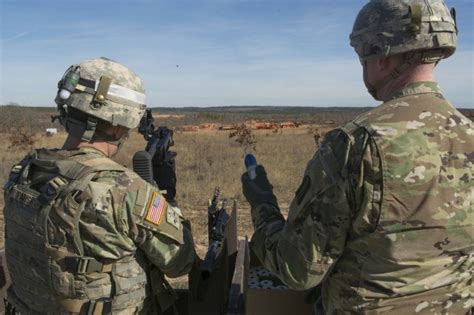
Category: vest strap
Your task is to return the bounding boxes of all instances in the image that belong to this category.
[64,256,114,274]
[150,266,178,313]
[45,247,114,274]
[38,176,68,205]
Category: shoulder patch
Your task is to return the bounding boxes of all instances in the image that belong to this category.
[166,206,181,229]
[134,189,185,244]
[145,192,168,226]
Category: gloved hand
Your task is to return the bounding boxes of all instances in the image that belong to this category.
[153,151,177,202]
[241,165,278,209]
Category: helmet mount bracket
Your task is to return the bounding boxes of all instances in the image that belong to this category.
[92,75,112,107]
[409,5,422,35]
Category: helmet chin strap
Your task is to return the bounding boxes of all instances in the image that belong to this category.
[82,116,98,142]
[365,51,432,101]
[363,61,379,100]
[63,109,129,156]
[108,133,129,157]
[62,113,98,142]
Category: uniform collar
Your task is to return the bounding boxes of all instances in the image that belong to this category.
[79,146,108,157]
[388,81,442,100]
[65,146,107,158]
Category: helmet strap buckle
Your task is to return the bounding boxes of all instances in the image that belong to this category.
[82,116,98,142]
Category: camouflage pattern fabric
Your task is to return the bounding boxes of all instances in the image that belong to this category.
[249,82,473,314]
[66,148,194,274]
[4,147,194,314]
[350,0,457,61]
[65,57,147,130]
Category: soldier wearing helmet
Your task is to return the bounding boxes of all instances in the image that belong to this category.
[3,57,195,314]
[241,0,472,313]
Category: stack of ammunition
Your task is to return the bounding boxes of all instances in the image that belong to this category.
[248,266,288,290]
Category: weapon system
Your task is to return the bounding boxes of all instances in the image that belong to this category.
[133,108,174,184]
[201,188,230,281]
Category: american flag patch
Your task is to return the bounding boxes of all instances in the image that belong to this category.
[145,192,167,226]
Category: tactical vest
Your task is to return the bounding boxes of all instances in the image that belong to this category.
[325,92,473,313]
[3,149,167,314]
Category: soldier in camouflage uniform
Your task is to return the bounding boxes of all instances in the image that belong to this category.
[3,57,195,314]
[241,0,472,314]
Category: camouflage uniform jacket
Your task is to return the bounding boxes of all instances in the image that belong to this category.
[250,82,473,314]
[4,147,194,314]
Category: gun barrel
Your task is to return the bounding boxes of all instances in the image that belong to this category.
[208,187,220,214]
[157,130,173,161]
[134,110,176,187]
[145,136,160,159]
[138,109,154,139]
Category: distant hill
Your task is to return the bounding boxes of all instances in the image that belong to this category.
[1,104,471,114]
[0,104,471,134]
[154,106,374,114]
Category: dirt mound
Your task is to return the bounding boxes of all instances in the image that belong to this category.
[180,121,305,132]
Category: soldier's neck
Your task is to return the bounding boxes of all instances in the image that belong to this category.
[378,64,436,102]
[62,135,117,157]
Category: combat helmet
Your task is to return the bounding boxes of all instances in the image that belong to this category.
[55,57,147,142]
[350,0,457,96]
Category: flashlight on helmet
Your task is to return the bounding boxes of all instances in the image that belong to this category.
[58,66,80,101]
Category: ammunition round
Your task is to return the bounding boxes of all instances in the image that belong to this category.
[259,280,273,287]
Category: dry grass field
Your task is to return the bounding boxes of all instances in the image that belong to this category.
[0,106,334,288]
[0,124,328,256]
[1,105,472,252]
[0,105,471,288]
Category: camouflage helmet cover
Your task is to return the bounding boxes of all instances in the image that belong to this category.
[58,57,146,130]
[350,0,457,61]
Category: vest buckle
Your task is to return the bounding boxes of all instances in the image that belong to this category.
[85,298,112,315]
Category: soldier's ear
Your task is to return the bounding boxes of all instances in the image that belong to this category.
[114,126,130,139]
[378,55,404,75]
[376,57,391,73]
[104,125,129,140]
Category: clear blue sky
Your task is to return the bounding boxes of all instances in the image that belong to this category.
[0,0,472,108]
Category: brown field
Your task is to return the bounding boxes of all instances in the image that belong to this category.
[1,105,472,288]
[0,125,328,255]
[1,105,472,252]
[0,106,337,288]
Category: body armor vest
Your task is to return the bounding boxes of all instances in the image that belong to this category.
[3,149,157,314]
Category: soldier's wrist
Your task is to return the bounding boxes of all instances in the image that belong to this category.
[167,198,177,207]
[251,203,284,226]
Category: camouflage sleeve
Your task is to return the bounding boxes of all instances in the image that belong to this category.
[121,174,195,278]
[250,129,353,290]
